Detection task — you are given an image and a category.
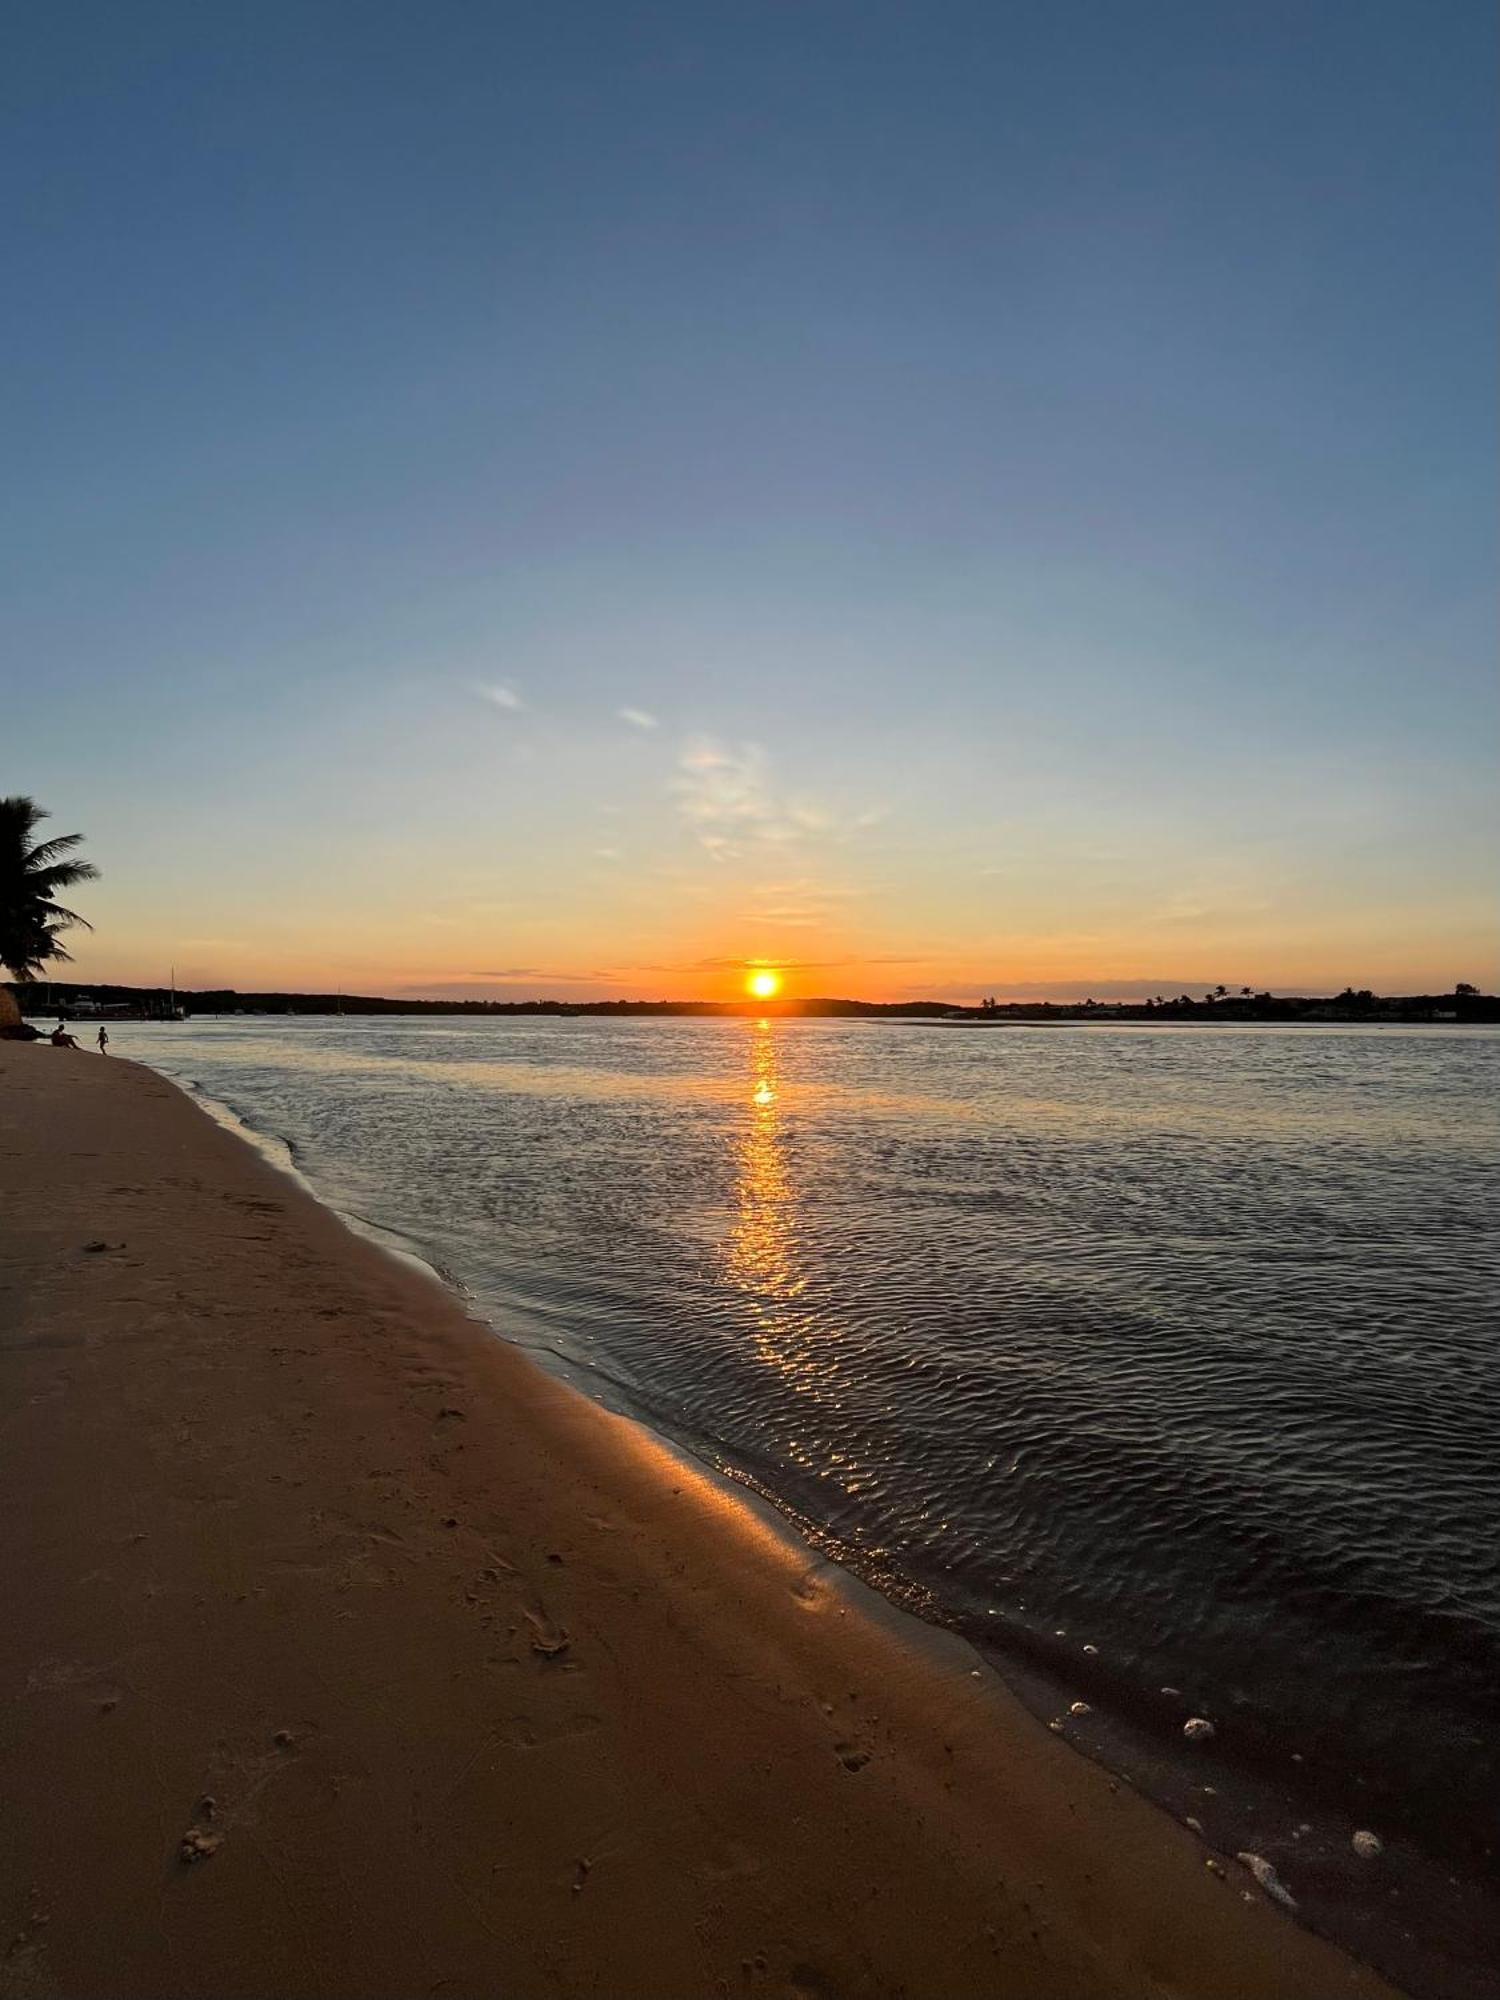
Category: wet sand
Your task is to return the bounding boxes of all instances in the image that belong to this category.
[0,1045,1399,1999]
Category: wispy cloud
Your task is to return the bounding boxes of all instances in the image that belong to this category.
[1152,893,1273,926]
[657,953,928,975]
[739,876,872,928]
[751,877,865,904]
[687,955,843,972]
[414,966,632,985]
[618,706,658,730]
[473,682,524,712]
[671,740,786,859]
[671,739,874,861]
[464,966,551,978]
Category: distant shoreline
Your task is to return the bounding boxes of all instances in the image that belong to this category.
[14,979,1499,1027]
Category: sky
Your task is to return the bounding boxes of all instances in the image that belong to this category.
[3,0,1495,1002]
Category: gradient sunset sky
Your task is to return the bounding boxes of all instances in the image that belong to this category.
[5,1,1495,1002]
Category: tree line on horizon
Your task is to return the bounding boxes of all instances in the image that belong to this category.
[12,979,1497,1025]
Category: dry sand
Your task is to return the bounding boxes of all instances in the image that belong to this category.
[0,1045,1399,1999]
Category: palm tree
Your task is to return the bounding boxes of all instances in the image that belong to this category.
[0,797,99,982]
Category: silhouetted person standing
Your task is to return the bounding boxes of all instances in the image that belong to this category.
[97,1025,109,1054]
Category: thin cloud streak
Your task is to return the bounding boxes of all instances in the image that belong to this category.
[671,739,784,859]
[473,682,524,712]
[670,739,880,861]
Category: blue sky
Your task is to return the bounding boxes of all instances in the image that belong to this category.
[4,1,1495,998]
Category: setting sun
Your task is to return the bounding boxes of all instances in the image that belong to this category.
[747,969,781,1000]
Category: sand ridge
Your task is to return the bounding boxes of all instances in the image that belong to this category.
[0,1046,1399,1998]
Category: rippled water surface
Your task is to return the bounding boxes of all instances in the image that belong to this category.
[119,1016,1499,1992]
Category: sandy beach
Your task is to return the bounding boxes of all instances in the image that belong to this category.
[0,1044,1398,2000]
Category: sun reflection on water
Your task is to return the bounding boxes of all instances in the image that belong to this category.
[726,1022,803,1303]
[725,1023,843,1480]
[723,1026,892,1519]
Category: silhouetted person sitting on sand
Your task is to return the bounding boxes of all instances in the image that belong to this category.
[50,1024,80,1049]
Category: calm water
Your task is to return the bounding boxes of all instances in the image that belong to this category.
[117,1016,1498,1992]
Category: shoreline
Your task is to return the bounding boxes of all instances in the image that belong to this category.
[148,1043,1492,2000]
[108,1064,1375,1880]
[0,1045,1400,1998]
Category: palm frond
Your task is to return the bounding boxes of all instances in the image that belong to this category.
[27,859,100,894]
[39,901,94,932]
[24,832,88,869]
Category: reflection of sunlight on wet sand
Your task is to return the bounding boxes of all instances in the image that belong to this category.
[725,1024,843,1472]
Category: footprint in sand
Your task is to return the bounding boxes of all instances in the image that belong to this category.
[521,1607,571,1659]
[173,1725,313,1871]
